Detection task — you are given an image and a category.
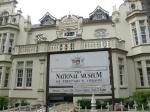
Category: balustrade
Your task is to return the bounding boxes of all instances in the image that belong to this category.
[14,37,125,55]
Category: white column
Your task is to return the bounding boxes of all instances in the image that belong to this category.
[4,33,10,54]
[145,19,150,43]
[8,16,11,24]
[39,60,45,89]
[141,60,149,87]
[136,20,141,44]
[0,34,3,53]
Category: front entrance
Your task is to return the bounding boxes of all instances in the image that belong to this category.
[49,94,73,103]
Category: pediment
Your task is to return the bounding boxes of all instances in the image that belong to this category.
[58,15,79,29]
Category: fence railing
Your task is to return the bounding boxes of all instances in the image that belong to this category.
[2,101,150,112]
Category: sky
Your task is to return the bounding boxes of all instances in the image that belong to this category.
[17,0,124,24]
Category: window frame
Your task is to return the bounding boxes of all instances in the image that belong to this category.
[118,57,125,86]
[16,61,33,88]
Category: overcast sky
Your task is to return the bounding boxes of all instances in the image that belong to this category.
[17,0,124,24]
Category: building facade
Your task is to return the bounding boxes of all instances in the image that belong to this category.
[0,0,150,105]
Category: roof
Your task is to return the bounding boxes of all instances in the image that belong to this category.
[89,6,109,17]
[39,12,56,22]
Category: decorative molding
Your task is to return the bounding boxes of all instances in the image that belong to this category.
[35,33,47,42]
[56,15,83,39]
[94,28,109,38]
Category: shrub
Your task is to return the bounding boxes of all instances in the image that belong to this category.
[20,99,29,106]
[133,90,150,109]
[0,96,8,110]
[77,99,91,109]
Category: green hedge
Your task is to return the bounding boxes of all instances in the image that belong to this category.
[77,91,150,110]
[0,96,8,110]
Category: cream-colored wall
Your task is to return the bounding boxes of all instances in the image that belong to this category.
[113,4,133,56]
[16,16,28,45]
[0,3,16,15]
[9,55,47,105]
[82,23,116,40]
[29,28,57,44]
[126,57,136,96]
[112,52,130,98]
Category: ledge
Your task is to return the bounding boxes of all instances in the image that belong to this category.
[13,88,32,90]
[136,87,150,89]
[37,89,44,92]
[0,88,10,90]
[120,87,128,89]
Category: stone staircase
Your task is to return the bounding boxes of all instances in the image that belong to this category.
[49,102,74,112]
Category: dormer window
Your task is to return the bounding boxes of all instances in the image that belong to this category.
[89,6,109,21]
[39,12,56,25]
[64,31,76,37]
[131,4,136,11]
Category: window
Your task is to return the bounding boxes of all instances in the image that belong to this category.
[146,60,150,86]
[16,61,33,88]
[25,61,33,87]
[131,23,138,45]
[139,20,147,43]
[60,44,63,51]
[8,39,14,53]
[138,68,144,86]
[0,18,3,25]
[0,66,2,85]
[131,4,136,11]
[146,67,150,86]
[4,17,8,24]
[118,58,125,86]
[94,29,107,38]
[137,61,144,86]
[12,18,16,23]
[4,67,9,87]
[16,62,24,87]
[64,32,75,37]
[2,38,6,53]
[70,43,74,50]
[65,44,68,50]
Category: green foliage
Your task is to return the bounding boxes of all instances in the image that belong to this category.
[77,91,150,110]
[78,99,91,109]
[0,96,8,110]
[133,90,150,109]
[20,99,29,106]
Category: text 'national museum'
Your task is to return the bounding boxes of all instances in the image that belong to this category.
[0,0,150,105]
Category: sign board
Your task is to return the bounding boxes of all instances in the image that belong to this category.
[48,50,112,95]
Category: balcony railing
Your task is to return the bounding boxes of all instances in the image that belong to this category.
[14,37,125,55]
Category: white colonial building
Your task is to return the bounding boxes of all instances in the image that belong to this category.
[0,0,150,105]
